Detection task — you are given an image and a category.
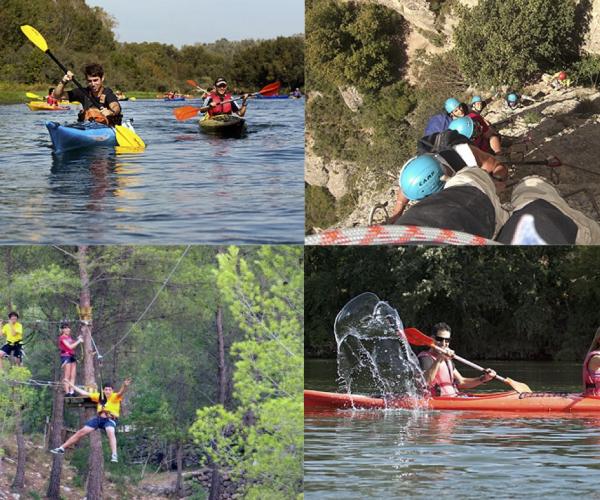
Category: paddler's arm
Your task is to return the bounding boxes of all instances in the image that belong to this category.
[454,368,497,389]
[53,71,74,100]
[236,94,249,117]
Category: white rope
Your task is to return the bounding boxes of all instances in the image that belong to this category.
[102,245,192,357]
[305,225,499,246]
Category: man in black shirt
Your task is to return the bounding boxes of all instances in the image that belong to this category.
[52,63,122,125]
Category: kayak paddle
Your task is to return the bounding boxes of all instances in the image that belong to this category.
[26,92,43,100]
[173,81,281,121]
[186,79,209,93]
[20,25,145,151]
[404,327,532,394]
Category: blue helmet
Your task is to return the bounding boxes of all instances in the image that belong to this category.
[471,95,482,104]
[444,97,461,114]
[448,116,475,139]
[399,155,445,201]
[507,93,518,103]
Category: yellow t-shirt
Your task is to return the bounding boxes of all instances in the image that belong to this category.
[89,392,123,417]
[2,322,23,343]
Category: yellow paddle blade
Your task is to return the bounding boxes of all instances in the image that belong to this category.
[26,92,43,100]
[114,126,146,150]
[504,378,532,394]
[20,25,48,52]
[130,97,137,101]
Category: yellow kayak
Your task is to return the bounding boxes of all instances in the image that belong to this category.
[27,101,70,111]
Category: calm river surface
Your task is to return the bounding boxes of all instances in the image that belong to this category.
[0,98,304,243]
[305,358,600,499]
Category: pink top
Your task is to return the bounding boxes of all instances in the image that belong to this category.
[583,349,600,396]
[58,333,75,356]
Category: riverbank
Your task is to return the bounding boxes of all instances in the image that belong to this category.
[0,83,159,104]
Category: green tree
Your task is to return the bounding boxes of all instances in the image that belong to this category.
[454,0,579,87]
[190,246,303,499]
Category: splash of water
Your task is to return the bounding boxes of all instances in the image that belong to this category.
[334,292,428,401]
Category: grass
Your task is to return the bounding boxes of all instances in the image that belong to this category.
[0,81,168,104]
[522,111,543,125]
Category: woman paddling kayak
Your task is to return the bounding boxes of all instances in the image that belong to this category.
[583,326,600,396]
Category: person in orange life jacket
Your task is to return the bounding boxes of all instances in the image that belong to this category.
[46,87,59,106]
[58,322,83,396]
[199,78,248,117]
[52,63,122,126]
[583,327,600,396]
[51,378,131,463]
[417,323,497,397]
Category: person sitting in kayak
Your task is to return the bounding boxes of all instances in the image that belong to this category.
[0,312,24,369]
[291,88,303,98]
[51,378,131,463]
[199,78,248,117]
[583,327,600,396]
[418,323,497,397]
[52,63,122,126]
[46,87,59,106]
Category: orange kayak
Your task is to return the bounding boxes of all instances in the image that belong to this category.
[304,389,600,413]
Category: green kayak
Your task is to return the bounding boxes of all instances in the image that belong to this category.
[199,114,246,138]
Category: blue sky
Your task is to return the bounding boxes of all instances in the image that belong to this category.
[86,0,304,47]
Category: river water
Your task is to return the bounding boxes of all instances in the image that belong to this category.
[305,358,600,498]
[0,98,304,243]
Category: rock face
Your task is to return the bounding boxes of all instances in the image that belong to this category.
[340,0,437,32]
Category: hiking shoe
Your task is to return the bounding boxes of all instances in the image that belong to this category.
[111,454,118,463]
[50,447,65,455]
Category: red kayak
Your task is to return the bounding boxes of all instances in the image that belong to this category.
[305,389,600,413]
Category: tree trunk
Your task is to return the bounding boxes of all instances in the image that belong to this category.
[78,246,104,500]
[11,404,25,492]
[216,306,227,406]
[46,381,65,499]
[175,440,184,498]
[209,465,221,500]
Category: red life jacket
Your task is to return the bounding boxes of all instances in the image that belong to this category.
[418,350,459,397]
[208,91,233,116]
[582,350,600,396]
[468,112,491,153]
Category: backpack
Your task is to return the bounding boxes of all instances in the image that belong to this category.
[424,113,452,135]
[417,130,470,155]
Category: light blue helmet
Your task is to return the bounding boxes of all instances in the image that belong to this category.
[448,116,475,139]
[507,93,518,103]
[399,155,445,201]
[444,97,461,114]
[471,95,482,104]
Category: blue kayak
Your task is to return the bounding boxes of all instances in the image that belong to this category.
[255,95,289,99]
[45,121,117,154]
[163,97,186,101]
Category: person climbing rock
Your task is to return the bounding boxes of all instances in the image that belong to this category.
[393,167,600,245]
[388,126,507,222]
[543,71,572,90]
[51,379,131,463]
[423,97,468,135]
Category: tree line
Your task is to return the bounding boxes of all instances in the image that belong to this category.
[1,0,304,92]
[305,246,600,362]
[0,245,302,499]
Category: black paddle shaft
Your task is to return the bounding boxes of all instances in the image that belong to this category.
[46,49,105,110]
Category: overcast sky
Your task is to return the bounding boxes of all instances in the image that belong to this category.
[86,0,304,46]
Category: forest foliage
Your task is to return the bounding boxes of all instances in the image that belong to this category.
[1,0,304,92]
[305,246,600,362]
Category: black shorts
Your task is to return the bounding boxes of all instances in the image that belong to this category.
[1,342,22,359]
[60,354,77,365]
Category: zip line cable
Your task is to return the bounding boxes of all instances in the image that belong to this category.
[102,245,191,358]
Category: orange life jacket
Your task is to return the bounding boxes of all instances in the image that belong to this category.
[83,108,109,125]
[208,91,233,116]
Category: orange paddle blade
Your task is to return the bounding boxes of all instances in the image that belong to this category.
[258,81,281,96]
[173,106,201,121]
[404,327,435,347]
[504,378,532,393]
[186,79,199,88]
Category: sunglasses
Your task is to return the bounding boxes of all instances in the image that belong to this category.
[435,336,450,343]
[217,84,227,88]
